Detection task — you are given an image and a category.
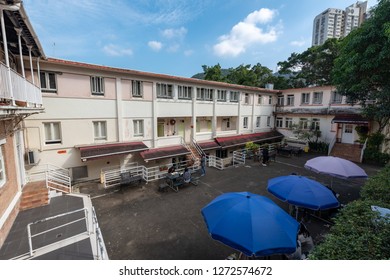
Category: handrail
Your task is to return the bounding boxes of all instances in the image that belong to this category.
[191,137,205,157]
[328,134,337,155]
[92,206,108,260]
[27,208,89,257]
[360,138,368,163]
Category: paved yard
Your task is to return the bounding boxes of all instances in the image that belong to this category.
[78,153,380,260]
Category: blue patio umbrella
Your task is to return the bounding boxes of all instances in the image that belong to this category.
[267,175,340,211]
[201,192,299,257]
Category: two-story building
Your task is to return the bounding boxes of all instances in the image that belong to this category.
[275,86,371,161]
[23,58,283,182]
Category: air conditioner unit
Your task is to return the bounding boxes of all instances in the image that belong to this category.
[27,150,40,165]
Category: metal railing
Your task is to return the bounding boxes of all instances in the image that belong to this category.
[233,151,246,166]
[92,207,109,260]
[0,62,42,106]
[27,208,90,257]
[103,164,144,188]
[27,164,71,194]
[208,155,224,170]
[360,138,368,163]
[328,134,337,155]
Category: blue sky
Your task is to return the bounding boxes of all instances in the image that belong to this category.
[24,0,375,78]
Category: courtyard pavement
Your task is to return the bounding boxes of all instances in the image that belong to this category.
[77,153,381,260]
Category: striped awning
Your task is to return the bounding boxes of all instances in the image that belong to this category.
[78,141,148,161]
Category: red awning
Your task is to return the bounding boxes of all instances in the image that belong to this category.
[140,145,190,161]
[332,114,369,124]
[215,131,284,148]
[197,140,220,151]
[78,141,148,161]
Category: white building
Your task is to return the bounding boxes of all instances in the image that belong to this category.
[312,1,368,46]
[24,58,282,182]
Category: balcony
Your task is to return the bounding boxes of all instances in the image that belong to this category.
[0,62,42,108]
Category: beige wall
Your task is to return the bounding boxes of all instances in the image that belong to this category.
[0,121,20,248]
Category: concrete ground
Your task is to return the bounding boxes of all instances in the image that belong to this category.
[77,153,380,260]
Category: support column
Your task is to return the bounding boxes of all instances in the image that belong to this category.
[212,89,217,138]
[15,28,25,78]
[115,78,123,142]
[191,87,197,141]
[0,9,15,105]
[152,83,158,148]
[251,93,256,133]
[237,91,242,135]
[27,45,35,85]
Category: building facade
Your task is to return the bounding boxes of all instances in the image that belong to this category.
[24,58,281,182]
[0,1,44,246]
[312,1,368,46]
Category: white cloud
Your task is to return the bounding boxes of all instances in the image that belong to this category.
[102,44,133,56]
[167,44,180,53]
[148,41,163,51]
[213,8,280,57]
[184,49,193,56]
[162,27,187,39]
[290,39,307,47]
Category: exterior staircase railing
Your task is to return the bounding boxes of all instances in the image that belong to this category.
[27,164,72,194]
[328,134,337,156]
[360,138,368,163]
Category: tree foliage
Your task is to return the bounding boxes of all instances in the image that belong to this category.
[310,165,390,260]
[277,38,340,87]
[332,0,390,132]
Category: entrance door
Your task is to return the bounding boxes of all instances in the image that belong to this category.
[177,121,185,139]
[341,124,354,144]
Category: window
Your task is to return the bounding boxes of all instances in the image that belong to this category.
[244,93,249,104]
[44,122,61,144]
[268,96,273,105]
[196,87,213,101]
[287,95,295,106]
[299,118,309,129]
[230,91,239,102]
[285,118,293,128]
[344,124,353,133]
[277,95,284,106]
[216,149,228,159]
[313,92,323,104]
[311,118,320,131]
[267,116,271,127]
[243,117,248,129]
[157,83,173,99]
[93,121,107,140]
[301,93,310,104]
[132,80,143,97]
[258,95,263,105]
[91,76,104,95]
[332,91,343,104]
[276,117,283,128]
[256,117,261,128]
[0,146,6,188]
[217,90,227,101]
[133,120,144,137]
[178,85,192,99]
[40,72,57,92]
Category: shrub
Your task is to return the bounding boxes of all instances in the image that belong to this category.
[360,165,390,205]
[363,148,390,166]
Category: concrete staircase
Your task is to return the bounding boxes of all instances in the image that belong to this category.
[20,181,49,211]
[329,143,362,163]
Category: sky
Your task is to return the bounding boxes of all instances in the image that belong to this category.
[23,0,376,78]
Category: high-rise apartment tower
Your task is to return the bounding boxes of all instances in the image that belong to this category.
[312,1,368,46]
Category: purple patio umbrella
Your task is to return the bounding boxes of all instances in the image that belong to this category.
[304,156,368,187]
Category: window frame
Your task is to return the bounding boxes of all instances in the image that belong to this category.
[285,118,293,129]
[156,83,173,99]
[132,80,143,98]
[91,76,105,96]
[301,93,310,104]
[299,118,309,130]
[217,90,227,102]
[229,91,239,102]
[133,120,144,137]
[267,116,271,127]
[243,117,248,129]
[244,93,250,105]
[40,71,57,93]
[313,92,323,104]
[276,117,283,128]
[93,121,107,141]
[277,95,284,106]
[178,85,192,100]
[196,87,213,101]
[311,118,320,131]
[44,122,62,145]
[256,116,261,128]
[286,95,295,106]
[332,91,343,104]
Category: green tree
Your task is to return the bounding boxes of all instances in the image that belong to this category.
[278,38,340,87]
[202,63,226,82]
[332,0,390,133]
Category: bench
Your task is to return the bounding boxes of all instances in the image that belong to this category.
[119,172,143,192]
